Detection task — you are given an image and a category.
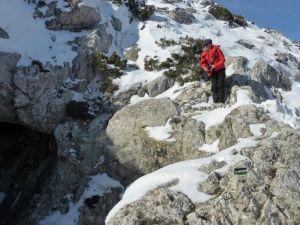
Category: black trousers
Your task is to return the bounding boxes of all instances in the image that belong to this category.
[211,68,225,103]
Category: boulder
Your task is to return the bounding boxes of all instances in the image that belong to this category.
[46,6,101,31]
[168,8,195,24]
[237,39,255,49]
[87,24,113,53]
[249,61,291,91]
[125,44,140,62]
[146,75,175,97]
[206,105,269,149]
[13,64,72,133]
[107,188,195,225]
[106,98,179,174]
[225,56,248,75]
[107,98,177,147]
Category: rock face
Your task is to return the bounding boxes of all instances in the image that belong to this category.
[125,44,141,62]
[168,8,195,24]
[87,24,113,53]
[249,61,291,91]
[46,6,101,31]
[107,98,177,147]
[237,39,255,49]
[106,98,179,175]
[146,75,175,97]
[108,119,300,225]
[0,52,21,123]
[206,105,269,149]
[14,64,72,133]
[225,56,248,75]
[188,127,300,225]
[107,188,195,225]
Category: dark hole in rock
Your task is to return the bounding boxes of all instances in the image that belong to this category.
[84,195,100,208]
[0,123,57,225]
[65,100,93,120]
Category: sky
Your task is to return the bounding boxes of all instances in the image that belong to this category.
[215,0,300,41]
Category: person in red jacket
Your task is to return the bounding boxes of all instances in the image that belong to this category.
[200,39,226,103]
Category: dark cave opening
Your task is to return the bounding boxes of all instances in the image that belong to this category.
[0,123,57,225]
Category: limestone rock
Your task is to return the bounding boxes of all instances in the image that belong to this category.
[198,171,222,195]
[78,188,122,225]
[249,61,291,91]
[106,98,178,174]
[225,56,248,75]
[13,64,72,133]
[146,75,175,97]
[168,8,195,24]
[0,52,21,123]
[125,44,141,62]
[107,188,195,225]
[199,160,227,174]
[107,98,177,147]
[87,24,113,53]
[46,6,101,31]
[206,105,268,149]
[237,39,255,49]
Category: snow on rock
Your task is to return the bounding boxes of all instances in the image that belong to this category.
[192,89,253,130]
[198,139,219,153]
[249,123,266,137]
[144,119,175,142]
[0,0,84,66]
[39,174,122,225]
[105,137,258,223]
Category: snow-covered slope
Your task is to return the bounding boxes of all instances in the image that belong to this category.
[1,0,300,224]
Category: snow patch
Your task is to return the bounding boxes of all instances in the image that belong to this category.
[106,137,258,223]
[144,119,175,142]
[198,139,219,153]
[39,174,122,225]
[249,123,266,137]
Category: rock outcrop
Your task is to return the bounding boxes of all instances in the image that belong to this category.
[168,8,195,24]
[249,61,291,91]
[46,6,101,31]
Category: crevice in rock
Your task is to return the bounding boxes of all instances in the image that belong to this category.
[0,123,57,225]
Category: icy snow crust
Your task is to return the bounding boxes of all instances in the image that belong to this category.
[5,0,298,223]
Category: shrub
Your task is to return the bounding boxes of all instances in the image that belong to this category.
[101,78,119,93]
[112,0,122,6]
[92,52,107,73]
[138,5,155,21]
[125,0,155,21]
[144,36,206,85]
[107,51,127,69]
[92,51,128,93]
[233,15,248,27]
[155,38,178,48]
[144,56,160,71]
[209,5,233,23]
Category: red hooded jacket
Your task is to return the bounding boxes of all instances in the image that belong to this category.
[200,45,225,77]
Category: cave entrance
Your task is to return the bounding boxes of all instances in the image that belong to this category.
[0,123,57,225]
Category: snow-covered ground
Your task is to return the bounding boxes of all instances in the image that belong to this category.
[0,0,83,66]
[1,0,299,223]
